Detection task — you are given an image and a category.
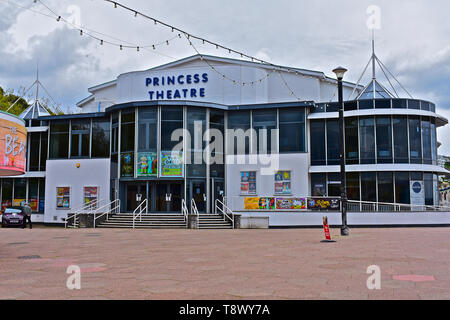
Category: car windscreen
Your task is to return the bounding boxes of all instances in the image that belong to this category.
[4,208,22,214]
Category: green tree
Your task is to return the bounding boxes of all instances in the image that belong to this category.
[0,86,29,116]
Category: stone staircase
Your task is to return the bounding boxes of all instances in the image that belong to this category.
[96,213,187,229]
[198,214,233,229]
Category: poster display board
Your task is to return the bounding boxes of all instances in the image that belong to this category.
[244,197,306,210]
[120,152,134,177]
[160,151,183,177]
[307,197,340,211]
[56,187,70,209]
[84,186,98,209]
[137,152,158,177]
[274,171,291,195]
[241,171,256,195]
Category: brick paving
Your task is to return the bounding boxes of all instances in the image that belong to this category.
[0,226,449,300]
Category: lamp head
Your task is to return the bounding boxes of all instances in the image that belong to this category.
[332,66,348,80]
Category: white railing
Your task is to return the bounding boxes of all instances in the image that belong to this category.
[64,200,99,229]
[132,199,148,229]
[181,199,189,228]
[93,199,121,228]
[191,198,199,229]
[215,198,234,229]
[347,200,450,213]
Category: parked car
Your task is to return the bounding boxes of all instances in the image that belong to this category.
[1,207,26,227]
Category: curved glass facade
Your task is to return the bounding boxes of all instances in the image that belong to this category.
[310,115,438,166]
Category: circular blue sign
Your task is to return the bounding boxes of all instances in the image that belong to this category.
[412,182,422,194]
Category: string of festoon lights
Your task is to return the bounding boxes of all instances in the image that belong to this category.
[104,0,318,101]
[22,0,330,103]
[25,0,178,59]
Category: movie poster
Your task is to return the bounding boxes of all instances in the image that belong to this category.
[160,151,183,177]
[120,152,134,177]
[137,152,158,177]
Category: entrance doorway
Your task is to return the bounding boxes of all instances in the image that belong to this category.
[126,183,147,212]
[188,180,206,213]
[211,178,224,212]
[155,182,183,213]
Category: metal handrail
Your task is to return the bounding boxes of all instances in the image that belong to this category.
[64,200,98,229]
[347,199,450,212]
[215,198,234,229]
[191,198,199,229]
[181,199,189,228]
[132,199,148,229]
[93,199,120,228]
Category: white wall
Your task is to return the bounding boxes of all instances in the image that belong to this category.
[225,153,310,211]
[44,159,110,224]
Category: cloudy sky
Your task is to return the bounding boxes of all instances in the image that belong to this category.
[1,0,449,154]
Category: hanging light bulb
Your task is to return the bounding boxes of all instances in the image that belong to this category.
[114,2,117,8]
[134,11,137,17]
[120,45,123,50]
[152,45,156,50]
[137,46,139,51]
[80,30,83,36]
[166,40,169,45]
[100,39,103,45]
[56,16,61,22]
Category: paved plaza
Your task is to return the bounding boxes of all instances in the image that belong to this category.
[0,226,449,300]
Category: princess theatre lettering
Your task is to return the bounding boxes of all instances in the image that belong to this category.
[146,73,208,100]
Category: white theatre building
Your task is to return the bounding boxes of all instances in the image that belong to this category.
[3,54,450,227]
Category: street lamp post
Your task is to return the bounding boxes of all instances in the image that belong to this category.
[332,66,350,236]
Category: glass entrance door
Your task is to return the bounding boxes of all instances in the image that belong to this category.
[126,183,147,212]
[188,180,206,213]
[211,178,224,213]
[155,182,183,213]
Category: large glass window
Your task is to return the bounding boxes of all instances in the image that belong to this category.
[227,110,251,155]
[121,110,135,178]
[138,108,157,152]
[431,119,437,165]
[376,117,392,163]
[38,179,45,213]
[121,110,135,152]
[70,120,90,158]
[422,117,432,165]
[209,109,225,177]
[111,114,119,179]
[40,132,48,171]
[1,179,12,210]
[361,172,376,202]
[346,172,360,201]
[359,117,375,164]
[409,116,422,164]
[310,120,325,166]
[29,132,40,171]
[161,107,183,151]
[28,178,39,212]
[345,118,359,164]
[393,116,409,164]
[92,118,110,158]
[327,173,341,197]
[187,108,206,178]
[279,108,305,153]
[395,172,410,204]
[326,119,339,165]
[13,178,27,206]
[253,109,277,154]
[311,173,326,196]
[424,173,433,206]
[49,121,69,159]
[377,172,394,203]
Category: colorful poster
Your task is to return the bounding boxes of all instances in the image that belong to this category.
[291,198,306,209]
[84,186,98,208]
[160,151,183,177]
[0,118,27,175]
[120,152,134,177]
[307,197,340,211]
[56,187,70,208]
[244,197,259,210]
[241,171,256,195]
[274,171,291,195]
[137,152,158,177]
